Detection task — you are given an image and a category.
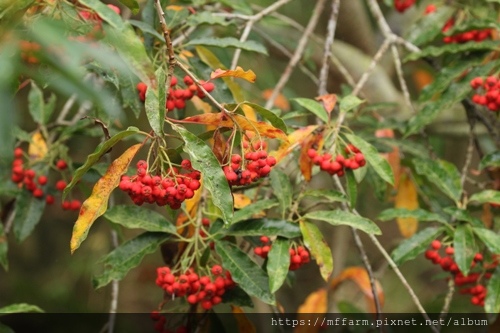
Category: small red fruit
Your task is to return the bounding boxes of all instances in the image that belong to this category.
[56,159,68,170]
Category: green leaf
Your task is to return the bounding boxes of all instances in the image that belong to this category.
[345,169,358,208]
[225,219,301,238]
[118,0,140,13]
[304,210,381,235]
[473,228,500,254]
[243,102,287,133]
[164,6,190,30]
[404,40,500,62]
[485,267,500,313]
[222,286,254,308]
[215,241,275,305]
[469,190,500,205]
[0,303,43,314]
[0,223,7,271]
[93,232,169,289]
[145,80,162,135]
[172,124,233,224]
[378,208,449,224]
[479,150,500,170]
[104,205,176,233]
[443,207,483,228]
[300,220,333,281]
[339,95,364,112]
[233,200,279,223]
[413,158,461,203]
[267,237,290,293]
[28,82,45,124]
[129,19,164,41]
[63,127,140,198]
[187,12,235,27]
[186,37,268,55]
[0,322,14,333]
[117,70,142,118]
[13,190,46,243]
[391,227,443,265]
[292,98,329,123]
[345,134,394,186]
[453,223,476,276]
[405,7,454,46]
[269,169,292,218]
[217,0,253,14]
[301,189,347,203]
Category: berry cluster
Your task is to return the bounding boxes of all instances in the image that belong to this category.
[307,144,366,177]
[136,75,215,111]
[470,76,500,112]
[223,141,276,186]
[19,40,41,64]
[442,18,492,44]
[119,159,201,209]
[10,147,81,210]
[394,0,416,13]
[155,266,236,311]
[424,240,498,307]
[150,311,188,333]
[254,236,311,271]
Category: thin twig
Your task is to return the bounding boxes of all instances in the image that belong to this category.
[154,0,177,90]
[264,0,328,109]
[438,279,455,331]
[318,0,340,96]
[460,130,475,190]
[391,43,416,113]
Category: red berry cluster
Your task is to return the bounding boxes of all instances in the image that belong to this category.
[442,18,492,44]
[307,144,366,177]
[10,147,81,210]
[119,159,201,209]
[150,311,188,333]
[424,240,498,307]
[254,236,311,271]
[394,0,416,13]
[136,75,215,111]
[470,76,500,112]
[155,266,236,311]
[223,141,276,186]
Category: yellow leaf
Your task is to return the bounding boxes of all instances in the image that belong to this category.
[241,104,257,122]
[233,193,251,209]
[295,289,327,333]
[262,89,290,111]
[166,5,183,11]
[70,144,141,253]
[272,125,318,163]
[28,131,48,161]
[330,266,384,313]
[210,66,256,83]
[395,171,419,238]
[231,306,256,333]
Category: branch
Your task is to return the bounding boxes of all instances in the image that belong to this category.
[318,0,340,96]
[154,0,177,90]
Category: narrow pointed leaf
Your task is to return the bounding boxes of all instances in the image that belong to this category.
[172,124,233,224]
[485,267,500,313]
[405,7,455,46]
[300,220,333,281]
[391,227,443,265]
[413,158,462,203]
[93,232,169,289]
[469,190,500,205]
[292,98,329,123]
[395,174,419,238]
[304,210,381,235]
[233,200,279,223]
[13,190,46,243]
[0,223,8,271]
[453,223,477,276]
[226,219,301,238]
[186,37,268,55]
[443,207,483,228]
[118,0,140,13]
[211,67,256,83]
[404,40,500,62]
[63,127,140,198]
[104,205,176,233]
[479,151,500,170]
[301,190,347,203]
[378,208,448,224]
[242,102,287,133]
[28,82,45,124]
[269,169,292,218]
[339,95,364,112]
[267,237,290,293]
[216,241,275,305]
[345,134,394,186]
[0,303,43,314]
[145,82,162,135]
[70,144,141,253]
[345,169,358,208]
[473,228,500,254]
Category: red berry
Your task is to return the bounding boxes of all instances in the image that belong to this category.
[56,180,67,191]
[56,159,67,170]
[431,240,441,250]
[14,148,23,158]
[183,75,194,85]
[203,82,215,93]
[62,200,71,210]
[37,175,48,185]
[211,265,223,275]
[33,188,44,198]
[260,236,270,244]
[45,195,55,205]
[170,75,178,87]
[70,199,81,211]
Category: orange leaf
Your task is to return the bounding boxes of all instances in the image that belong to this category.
[395,171,419,238]
[299,135,318,182]
[166,5,184,11]
[375,129,401,189]
[272,125,318,162]
[330,266,384,313]
[231,306,256,333]
[70,144,141,253]
[294,289,327,333]
[262,89,290,111]
[315,94,337,115]
[233,193,251,209]
[413,68,434,92]
[211,66,256,83]
[28,130,48,161]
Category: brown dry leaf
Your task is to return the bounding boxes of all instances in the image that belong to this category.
[231,306,256,333]
[482,203,493,229]
[315,94,337,115]
[233,193,252,209]
[330,266,384,313]
[262,89,290,111]
[375,128,401,189]
[395,170,419,238]
[70,144,141,253]
[212,129,228,163]
[295,288,328,333]
[272,125,318,162]
[211,66,256,83]
[28,131,48,161]
[299,135,317,182]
